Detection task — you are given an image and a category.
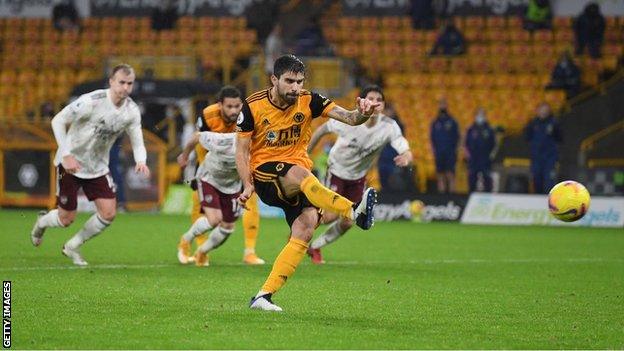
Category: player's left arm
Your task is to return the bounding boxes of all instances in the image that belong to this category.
[126,116,150,177]
[326,97,379,126]
[177,131,201,168]
[389,123,413,167]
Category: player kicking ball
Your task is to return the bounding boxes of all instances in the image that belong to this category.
[306,85,413,264]
[177,130,243,266]
[236,55,379,311]
[30,64,150,266]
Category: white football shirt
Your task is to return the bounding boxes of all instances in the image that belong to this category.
[51,89,147,179]
[195,132,241,194]
[326,115,409,180]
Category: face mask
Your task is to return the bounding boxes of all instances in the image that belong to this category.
[475,112,486,124]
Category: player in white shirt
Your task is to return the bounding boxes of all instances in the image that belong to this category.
[30,64,150,266]
[177,131,243,266]
[306,85,413,264]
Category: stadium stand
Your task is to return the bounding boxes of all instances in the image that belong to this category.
[321,13,623,183]
[0,16,257,121]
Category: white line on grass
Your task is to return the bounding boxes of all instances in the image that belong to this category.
[1,257,622,272]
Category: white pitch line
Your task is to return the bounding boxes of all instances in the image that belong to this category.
[0,257,622,272]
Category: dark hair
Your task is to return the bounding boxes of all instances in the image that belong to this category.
[216,85,242,102]
[359,84,385,101]
[109,64,134,78]
[273,54,306,78]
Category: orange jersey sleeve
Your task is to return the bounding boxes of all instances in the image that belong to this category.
[236,89,335,173]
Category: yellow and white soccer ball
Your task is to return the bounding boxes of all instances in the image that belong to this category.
[548,181,591,222]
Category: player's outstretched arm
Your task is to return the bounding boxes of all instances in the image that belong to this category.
[307,122,331,154]
[235,135,254,209]
[394,150,414,167]
[127,122,149,177]
[326,97,380,126]
[177,131,200,168]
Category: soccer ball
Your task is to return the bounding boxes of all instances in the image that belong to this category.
[548,181,591,222]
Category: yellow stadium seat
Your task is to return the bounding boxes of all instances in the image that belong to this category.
[533,30,553,42]
[465,16,485,29]
[508,28,531,42]
[554,29,574,43]
[553,17,571,29]
[486,16,506,29]
[178,16,195,29]
[449,58,470,73]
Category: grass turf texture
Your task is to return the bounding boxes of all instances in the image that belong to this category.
[1,209,623,349]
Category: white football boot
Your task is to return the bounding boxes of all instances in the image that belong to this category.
[62,245,88,266]
[30,210,48,247]
[249,294,283,312]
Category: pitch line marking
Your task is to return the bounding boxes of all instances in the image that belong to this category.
[1,258,622,272]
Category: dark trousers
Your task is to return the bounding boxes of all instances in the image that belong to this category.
[468,169,493,192]
[531,159,557,194]
[109,138,126,205]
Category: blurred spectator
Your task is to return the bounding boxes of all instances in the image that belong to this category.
[378,103,407,192]
[40,101,55,119]
[245,0,281,43]
[264,24,284,75]
[574,2,605,58]
[151,0,178,31]
[410,0,435,30]
[294,17,331,56]
[464,108,496,192]
[109,137,127,212]
[523,0,552,31]
[546,51,581,98]
[429,20,466,56]
[524,103,562,194]
[430,98,459,193]
[52,0,80,32]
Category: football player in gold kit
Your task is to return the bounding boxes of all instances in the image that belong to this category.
[236,55,378,311]
[177,86,265,265]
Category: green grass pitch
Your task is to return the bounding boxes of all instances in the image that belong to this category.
[1,209,623,349]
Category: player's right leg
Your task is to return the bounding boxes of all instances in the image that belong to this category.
[63,197,116,266]
[191,190,208,247]
[178,180,223,264]
[193,220,234,267]
[31,166,78,247]
[277,164,376,230]
[179,206,220,264]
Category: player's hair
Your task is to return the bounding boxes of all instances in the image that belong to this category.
[109,64,134,78]
[273,55,305,78]
[359,85,385,101]
[216,85,242,102]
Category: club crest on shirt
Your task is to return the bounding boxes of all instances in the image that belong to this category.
[276,163,284,172]
[293,112,305,123]
[266,130,277,142]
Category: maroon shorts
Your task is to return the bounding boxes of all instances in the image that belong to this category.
[56,166,116,211]
[326,172,366,203]
[198,180,241,223]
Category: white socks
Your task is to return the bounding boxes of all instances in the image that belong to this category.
[182,217,212,242]
[310,221,346,250]
[198,226,234,253]
[37,209,64,229]
[65,214,111,249]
